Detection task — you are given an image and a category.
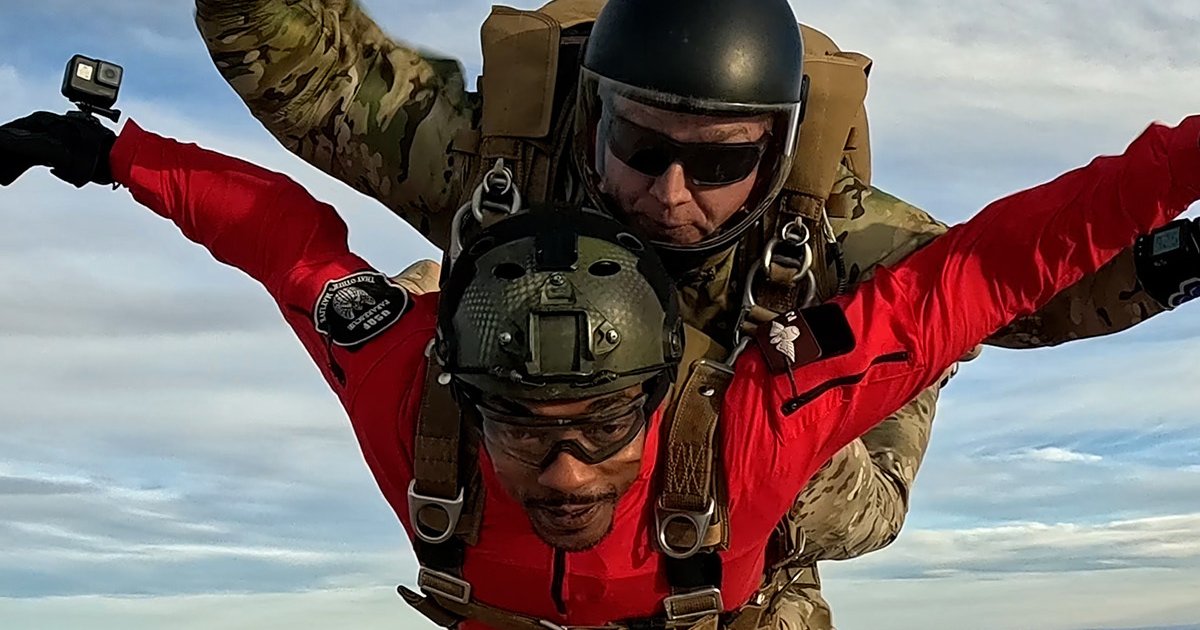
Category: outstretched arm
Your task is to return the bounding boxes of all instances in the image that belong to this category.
[830,168,1169,348]
[109,118,431,404]
[823,116,1200,461]
[727,116,1200,502]
[111,119,361,290]
[195,0,476,246]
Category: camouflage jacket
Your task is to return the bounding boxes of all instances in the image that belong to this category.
[194,0,1165,580]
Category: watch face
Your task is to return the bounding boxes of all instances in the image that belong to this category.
[1153,227,1183,256]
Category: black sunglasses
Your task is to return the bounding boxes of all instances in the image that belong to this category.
[603,114,769,187]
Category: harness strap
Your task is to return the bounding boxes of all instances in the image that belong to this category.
[405,353,486,630]
[750,201,832,318]
[400,578,778,630]
[410,352,485,546]
[401,581,736,630]
[782,52,871,207]
[657,357,731,554]
[653,324,738,621]
[413,355,463,507]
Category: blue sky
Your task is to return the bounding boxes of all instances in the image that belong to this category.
[1,1,1199,629]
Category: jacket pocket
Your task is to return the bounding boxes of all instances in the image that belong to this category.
[781,351,911,415]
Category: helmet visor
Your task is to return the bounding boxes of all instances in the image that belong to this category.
[573,70,803,255]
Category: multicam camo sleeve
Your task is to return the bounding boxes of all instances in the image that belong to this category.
[194,0,477,249]
[790,385,940,562]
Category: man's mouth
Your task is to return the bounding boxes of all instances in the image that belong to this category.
[644,220,701,241]
[646,218,690,230]
[533,502,603,531]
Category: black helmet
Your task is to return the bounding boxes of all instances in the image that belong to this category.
[572,0,808,269]
[436,203,684,409]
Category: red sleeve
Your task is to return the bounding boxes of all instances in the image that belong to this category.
[106,121,447,532]
[726,116,1200,505]
[108,118,427,425]
[109,119,357,293]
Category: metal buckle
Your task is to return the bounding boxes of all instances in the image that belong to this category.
[663,587,724,622]
[448,159,523,267]
[471,158,522,221]
[655,498,715,559]
[417,567,472,605]
[407,479,464,544]
[735,217,817,338]
[761,220,812,279]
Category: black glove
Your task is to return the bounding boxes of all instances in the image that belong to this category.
[0,111,116,188]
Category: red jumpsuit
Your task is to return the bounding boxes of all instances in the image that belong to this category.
[108,118,1200,627]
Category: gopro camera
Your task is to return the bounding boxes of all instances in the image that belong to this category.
[1134,218,1200,308]
[61,54,123,122]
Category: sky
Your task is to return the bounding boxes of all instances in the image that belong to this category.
[0,1,1198,629]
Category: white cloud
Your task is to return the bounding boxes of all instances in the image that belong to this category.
[0,588,431,630]
[823,566,1200,630]
[1008,447,1104,464]
[840,514,1200,578]
[821,514,1200,629]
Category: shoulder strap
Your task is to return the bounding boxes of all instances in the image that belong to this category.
[467,0,601,206]
[403,350,485,618]
[652,324,736,621]
[410,351,484,544]
[782,32,871,208]
[735,25,870,320]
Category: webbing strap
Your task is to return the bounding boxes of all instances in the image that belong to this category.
[656,345,732,619]
[657,358,731,556]
[414,358,462,502]
[751,200,831,317]
[410,354,484,563]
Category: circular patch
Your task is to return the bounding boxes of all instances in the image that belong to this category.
[314,271,410,348]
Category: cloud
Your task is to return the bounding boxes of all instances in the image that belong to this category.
[822,564,1200,630]
[821,513,1200,628]
[831,514,1200,580]
[1007,447,1104,464]
[0,588,432,630]
[0,457,413,599]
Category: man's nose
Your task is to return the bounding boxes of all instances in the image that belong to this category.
[649,162,693,207]
[537,451,599,494]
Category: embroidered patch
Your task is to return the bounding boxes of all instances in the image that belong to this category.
[755,310,822,374]
[313,271,410,349]
[754,304,857,374]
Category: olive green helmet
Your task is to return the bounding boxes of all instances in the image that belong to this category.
[436,204,683,406]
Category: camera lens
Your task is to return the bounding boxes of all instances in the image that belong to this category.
[95,62,122,89]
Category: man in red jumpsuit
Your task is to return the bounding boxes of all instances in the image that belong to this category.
[1,110,1199,629]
